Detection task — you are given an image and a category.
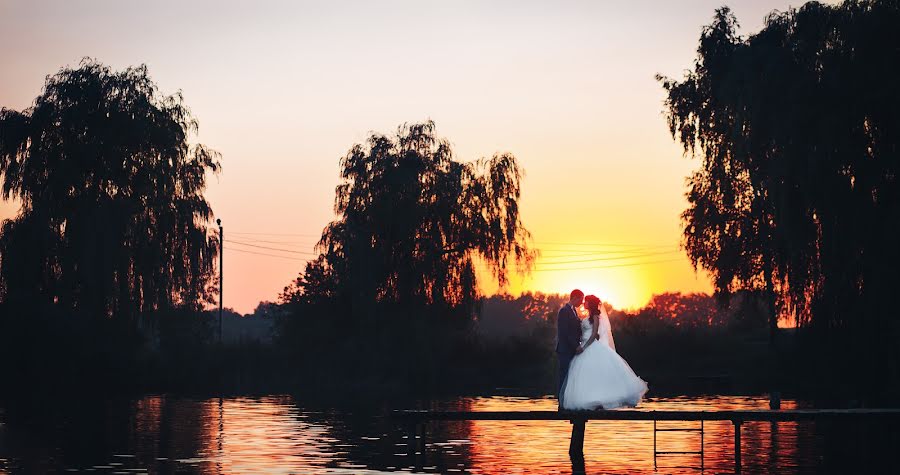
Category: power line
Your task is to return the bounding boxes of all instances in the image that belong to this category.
[534,241,677,248]
[222,245,684,271]
[229,231,323,238]
[536,247,678,256]
[229,231,676,248]
[226,239,320,256]
[532,257,685,272]
[226,232,679,253]
[537,248,680,257]
[223,246,310,261]
[221,240,678,260]
[222,231,684,267]
[536,249,682,265]
[221,237,319,245]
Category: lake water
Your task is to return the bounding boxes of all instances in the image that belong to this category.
[0,394,895,473]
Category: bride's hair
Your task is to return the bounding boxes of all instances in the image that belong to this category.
[584,295,601,315]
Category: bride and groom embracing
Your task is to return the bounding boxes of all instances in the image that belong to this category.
[556,289,648,410]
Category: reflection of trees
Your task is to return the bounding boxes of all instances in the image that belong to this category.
[444,396,812,473]
[134,396,210,470]
[308,397,477,473]
[193,397,343,472]
[659,1,900,400]
[0,396,211,472]
[1,395,898,472]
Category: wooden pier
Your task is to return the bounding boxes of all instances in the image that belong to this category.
[393,408,900,472]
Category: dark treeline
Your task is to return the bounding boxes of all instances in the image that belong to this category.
[273,121,537,393]
[659,0,900,403]
[471,290,780,396]
[274,285,783,396]
[0,60,223,393]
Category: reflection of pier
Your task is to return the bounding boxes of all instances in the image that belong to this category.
[394,408,900,473]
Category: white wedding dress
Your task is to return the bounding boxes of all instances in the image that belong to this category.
[561,308,648,410]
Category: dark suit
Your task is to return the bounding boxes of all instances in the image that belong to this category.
[556,303,581,398]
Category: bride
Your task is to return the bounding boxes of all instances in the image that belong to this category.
[561,294,648,410]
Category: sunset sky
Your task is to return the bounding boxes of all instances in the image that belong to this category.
[0,0,814,313]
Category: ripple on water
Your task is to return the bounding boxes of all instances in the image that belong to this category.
[0,394,895,473]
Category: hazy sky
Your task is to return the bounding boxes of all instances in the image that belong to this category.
[0,0,812,313]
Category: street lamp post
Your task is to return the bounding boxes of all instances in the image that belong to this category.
[218,218,223,343]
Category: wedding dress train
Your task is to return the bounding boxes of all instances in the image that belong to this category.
[561,308,648,410]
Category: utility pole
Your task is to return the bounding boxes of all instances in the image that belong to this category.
[218,218,223,343]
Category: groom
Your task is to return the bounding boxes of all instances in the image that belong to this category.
[556,289,584,404]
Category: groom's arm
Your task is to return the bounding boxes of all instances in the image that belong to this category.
[565,311,581,353]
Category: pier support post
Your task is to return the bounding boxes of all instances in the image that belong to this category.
[734,419,742,473]
[407,422,424,470]
[569,418,586,458]
[407,422,416,459]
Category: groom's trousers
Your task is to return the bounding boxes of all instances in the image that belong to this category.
[557,352,574,397]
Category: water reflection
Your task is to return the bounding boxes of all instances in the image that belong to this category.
[450,395,806,474]
[0,394,895,473]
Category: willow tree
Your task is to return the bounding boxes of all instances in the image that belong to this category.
[660,1,900,396]
[0,60,220,326]
[658,8,783,343]
[287,121,535,320]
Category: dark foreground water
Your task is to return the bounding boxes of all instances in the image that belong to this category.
[0,394,896,474]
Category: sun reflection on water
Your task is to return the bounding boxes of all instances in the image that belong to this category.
[454,395,804,474]
[0,393,894,473]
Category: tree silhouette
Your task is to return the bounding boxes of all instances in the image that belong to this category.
[660,1,900,397]
[283,121,535,318]
[658,8,781,341]
[0,59,220,327]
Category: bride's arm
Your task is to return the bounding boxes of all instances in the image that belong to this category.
[578,316,601,352]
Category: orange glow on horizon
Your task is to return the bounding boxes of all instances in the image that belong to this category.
[479,242,711,311]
